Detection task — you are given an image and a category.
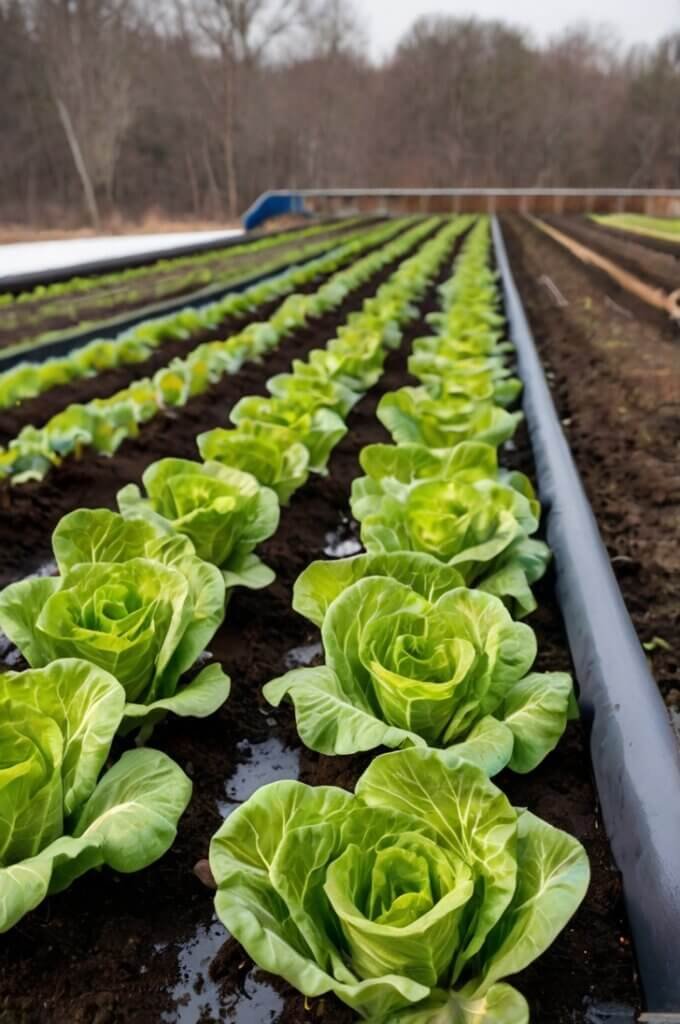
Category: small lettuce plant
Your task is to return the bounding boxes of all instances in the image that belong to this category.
[265,554,574,775]
[351,472,549,618]
[197,424,310,505]
[118,457,280,589]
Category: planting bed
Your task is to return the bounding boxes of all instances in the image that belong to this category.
[543,214,680,296]
[502,214,680,724]
[0,218,370,351]
[0,249,423,584]
[0,219,641,1023]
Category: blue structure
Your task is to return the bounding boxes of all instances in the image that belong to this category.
[242,191,306,230]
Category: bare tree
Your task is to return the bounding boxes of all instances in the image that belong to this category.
[27,0,135,227]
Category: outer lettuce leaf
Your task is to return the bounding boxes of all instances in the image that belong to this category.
[293,552,466,628]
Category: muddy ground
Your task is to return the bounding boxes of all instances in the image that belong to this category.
[0,233,640,1023]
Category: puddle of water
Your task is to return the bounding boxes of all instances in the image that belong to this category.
[583,1000,637,1023]
[161,919,284,1024]
[217,736,300,817]
[323,514,362,558]
[161,919,226,1023]
[284,641,322,669]
[226,970,284,1023]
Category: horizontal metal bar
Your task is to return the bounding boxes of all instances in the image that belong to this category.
[257,187,680,198]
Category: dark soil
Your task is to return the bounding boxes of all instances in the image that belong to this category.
[544,214,680,296]
[0,241,640,1023]
[502,213,680,724]
[0,220,374,350]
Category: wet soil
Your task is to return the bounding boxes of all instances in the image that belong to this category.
[0,245,640,1022]
[544,214,680,296]
[502,213,680,725]
[0,221,373,350]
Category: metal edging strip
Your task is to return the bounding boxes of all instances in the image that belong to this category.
[492,215,680,1011]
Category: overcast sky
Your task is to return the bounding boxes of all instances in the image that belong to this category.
[365,0,679,56]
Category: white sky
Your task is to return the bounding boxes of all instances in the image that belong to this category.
[363,0,680,56]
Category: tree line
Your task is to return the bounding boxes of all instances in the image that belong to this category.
[1,0,679,229]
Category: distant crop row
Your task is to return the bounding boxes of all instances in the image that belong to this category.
[0,218,405,413]
[0,216,365,310]
[0,217,422,481]
[0,218,373,353]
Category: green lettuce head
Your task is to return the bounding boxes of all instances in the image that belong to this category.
[230,394,347,474]
[210,746,589,1023]
[266,372,359,419]
[197,424,309,505]
[266,566,573,775]
[352,475,549,617]
[0,659,191,932]
[356,442,539,519]
[117,458,280,590]
[0,509,229,731]
[377,387,521,449]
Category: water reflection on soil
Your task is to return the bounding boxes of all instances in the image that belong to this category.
[162,918,284,1023]
[217,736,300,818]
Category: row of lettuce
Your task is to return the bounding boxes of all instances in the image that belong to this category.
[0,217,406,415]
[0,216,431,483]
[0,217,465,939]
[209,219,589,1024]
[0,215,365,312]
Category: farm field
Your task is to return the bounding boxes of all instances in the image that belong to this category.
[2,209,676,1024]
